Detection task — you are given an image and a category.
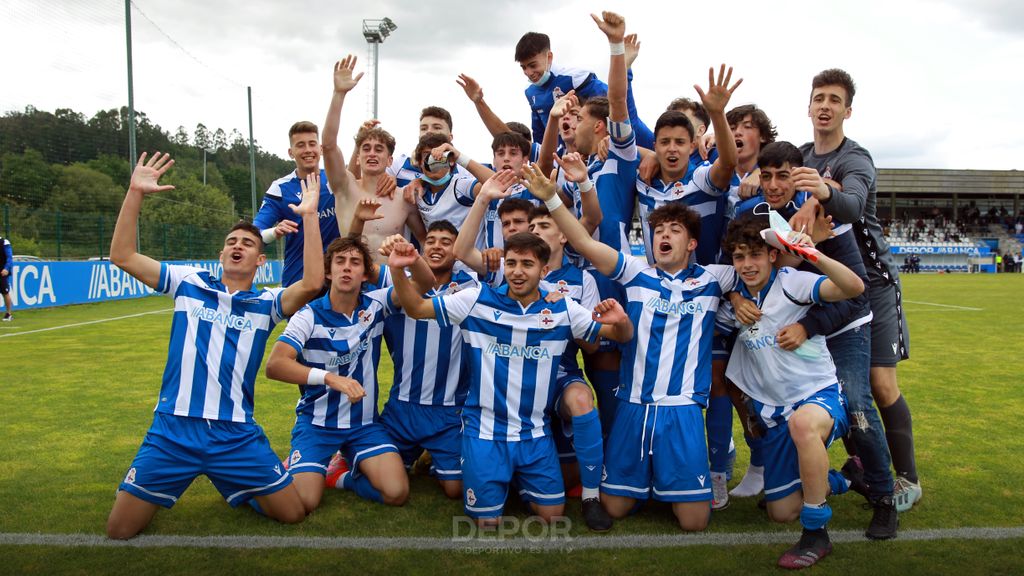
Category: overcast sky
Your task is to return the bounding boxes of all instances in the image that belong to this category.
[3,0,1024,172]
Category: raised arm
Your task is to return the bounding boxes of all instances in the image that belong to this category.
[387,243,436,320]
[522,163,619,276]
[696,65,742,190]
[323,55,364,199]
[109,152,176,290]
[379,234,435,295]
[430,142,495,187]
[453,170,518,275]
[280,172,327,316]
[591,11,628,124]
[538,90,578,176]
[558,152,602,235]
[787,233,865,302]
[457,74,511,138]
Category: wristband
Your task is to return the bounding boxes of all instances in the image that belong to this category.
[609,42,625,56]
[578,179,594,194]
[307,368,327,386]
[544,194,563,212]
[261,228,277,244]
[456,154,471,168]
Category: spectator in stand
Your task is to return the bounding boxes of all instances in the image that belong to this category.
[1,235,12,321]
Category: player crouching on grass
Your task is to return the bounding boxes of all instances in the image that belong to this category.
[387,232,633,528]
[264,234,437,513]
[107,153,325,539]
[719,215,864,569]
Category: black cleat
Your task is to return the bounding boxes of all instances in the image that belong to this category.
[582,498,613,532]
[865,495,899,540]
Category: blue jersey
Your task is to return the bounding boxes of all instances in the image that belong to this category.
[384,268,479,407]
[635,163,729,265]
[1,237,11,274]
[433,284,600,441]
[610,253,736,406]
[590,121,639,257]
[278,290,393,429]
[525,65,607,147]
[482,183,541,250]
[155,264,286,424]
[253,169,338,287]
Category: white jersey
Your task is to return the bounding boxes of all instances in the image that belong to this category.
[723,267,839,406]
[416,175,477,232]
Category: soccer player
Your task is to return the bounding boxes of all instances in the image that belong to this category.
[378,220,479,500]
[0,235,12,321]
[720,215,865,568]
[388,231,633,527]
[522,155,738,531]
[106,153,325,539]
[253,122,338,288]
[264,235,428,511]
[792,69,920,512]
[732,141,898,539]
[323,55,427,263]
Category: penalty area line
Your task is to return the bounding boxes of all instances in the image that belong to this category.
[1,526,1023,550]
[0,309,173,339]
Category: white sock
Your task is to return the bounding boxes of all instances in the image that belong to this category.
[581,487,600,500]
[729,464,764,497]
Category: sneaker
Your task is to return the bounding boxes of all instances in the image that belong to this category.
[324,451,349,489]
[841,456,870,499]
[777,527,832,569]
[730,464,764,497]
[581,498,613,532]
[893,476,922,512]
[1,313,11,322]
[865,495,898,540]
[725,442,737,481]
[711,472,729,510]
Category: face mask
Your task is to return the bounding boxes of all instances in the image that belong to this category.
[531,69,551,87]
[420,171,453,187]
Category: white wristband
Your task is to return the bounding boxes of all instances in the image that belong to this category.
[306,368,327,386]
[456,154,471,168]
[609,42,625,56]
[261,228,277,244]
[578,179,594,194]
[544,194,563,211]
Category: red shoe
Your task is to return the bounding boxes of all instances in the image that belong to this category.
[325,451,349,489]
[778,528,832,569]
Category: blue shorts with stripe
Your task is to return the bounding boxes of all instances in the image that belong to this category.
[380,399,463,480]
[462,435,564,518]
[118,412,292,509]
[601,402,712,503]
[753,384,849,502]
[287,416,398,479]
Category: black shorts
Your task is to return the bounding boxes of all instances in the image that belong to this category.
[0,274,9,295]
[868,278,910,367]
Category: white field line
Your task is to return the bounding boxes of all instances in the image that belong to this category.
[0,527,1022,551]
[0,309,172,339]
[903,300,983,311]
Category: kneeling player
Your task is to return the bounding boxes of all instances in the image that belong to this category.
[388,233,633,526]
[265,237,429,512]
[107,155,324,538]
[721,216,864,569]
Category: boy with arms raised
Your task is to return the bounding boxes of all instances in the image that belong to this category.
[720,215,864,568]
[388,223,633,527]
[107,154,325,538]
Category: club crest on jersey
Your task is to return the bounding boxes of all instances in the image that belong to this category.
[552,86,565,100]
[466,488,477,506]
[358,310,373,326]
[822,165,833,180]
[125,467,137,484]
[556,280,571,295]
[684,277,701,288]
[672,181,685,196]
[539,308,555,328]
[290,450,302,466]
[448,282,461,293]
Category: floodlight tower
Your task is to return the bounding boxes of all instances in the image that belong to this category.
[362,17,397,119]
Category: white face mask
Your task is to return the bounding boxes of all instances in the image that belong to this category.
[531,68,551,87]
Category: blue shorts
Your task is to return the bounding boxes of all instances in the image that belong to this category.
[752,384,849,502]
[601,403,711,503]
[287,416,398,479]
[712,331,736,361]
[380,400,463,480]
[461,435,564,519]
[590,272,625,353]
[118,412,292,509]
[551,372,592,464]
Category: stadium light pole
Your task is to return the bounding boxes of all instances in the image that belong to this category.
[362,17,397,119]
[124,0,139,250]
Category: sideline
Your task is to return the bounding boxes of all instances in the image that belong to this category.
[903,300,983,311]
[0,309,173,339]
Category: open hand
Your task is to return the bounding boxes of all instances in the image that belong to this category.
[694,64,742,115]
[521,163,558,201]
[456,74,483,103]
[557,152,589,184]
[129,152,175,195]
[290,171,321,217]
[333,55,364,94]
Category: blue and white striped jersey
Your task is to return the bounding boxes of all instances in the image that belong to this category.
[722,267,838,406]
[384,268,479,407]
[155,264,286,424]
[610,252,736,406]
[278,290,393,429]
[253,169,338,287]
[590,124,639,255]
[433,284,600,441]
[416,175,478,233]
[482,183,541,251]
[635,163,729,266]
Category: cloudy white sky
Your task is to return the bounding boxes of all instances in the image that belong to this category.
[3,0,1024,171]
